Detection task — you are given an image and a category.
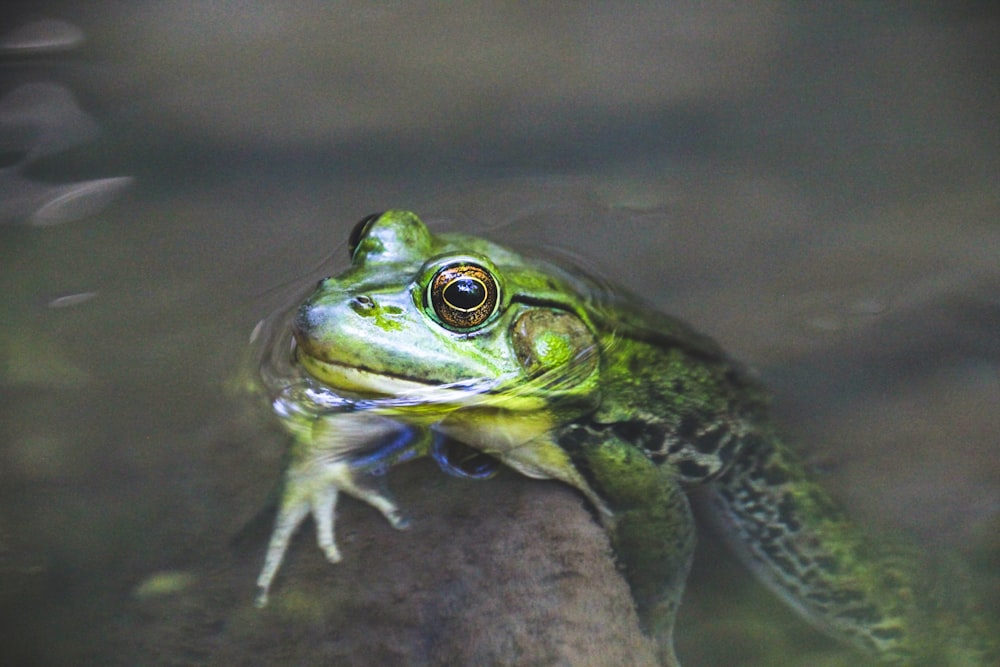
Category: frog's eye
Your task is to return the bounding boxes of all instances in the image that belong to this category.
[348,212,383,258]
[429,263,500,330]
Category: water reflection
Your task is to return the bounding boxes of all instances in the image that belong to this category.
[0,19,84,53]
[0,82,97,162]
[0,66,131,226]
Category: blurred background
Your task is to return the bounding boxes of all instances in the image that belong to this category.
[1,2,997,665]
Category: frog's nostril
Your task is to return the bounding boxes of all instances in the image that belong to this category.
[351,295,375,311]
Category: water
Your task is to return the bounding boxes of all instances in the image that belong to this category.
[1,3,997,665]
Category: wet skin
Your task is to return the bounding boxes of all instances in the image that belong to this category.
[254,210,996,666]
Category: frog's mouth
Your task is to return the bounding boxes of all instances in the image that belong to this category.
[294,341,513,406]
[293,344,546,412]
[297,351,441,397]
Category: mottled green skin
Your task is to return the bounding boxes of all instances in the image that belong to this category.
[256,211,996,666]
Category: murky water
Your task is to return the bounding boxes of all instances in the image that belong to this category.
[1,4,997,665]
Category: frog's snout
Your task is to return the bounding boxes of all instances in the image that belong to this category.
[292,303,323,342]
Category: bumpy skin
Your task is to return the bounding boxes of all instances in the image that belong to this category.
[255,211,996,666]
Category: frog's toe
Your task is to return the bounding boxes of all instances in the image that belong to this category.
[384,508,410,530]
[256,467,349,606]
[312,485,343,563]
[255,495,311,608]
[320,544,342,563]
[255,456,417,607]
[330,465,410,531]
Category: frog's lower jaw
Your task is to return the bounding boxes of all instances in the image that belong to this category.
[255,455,409,608]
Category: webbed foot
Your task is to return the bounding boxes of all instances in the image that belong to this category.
[255,414,423,607]
[255,459,409,607]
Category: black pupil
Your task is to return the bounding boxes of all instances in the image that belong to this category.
[444,278,485,310]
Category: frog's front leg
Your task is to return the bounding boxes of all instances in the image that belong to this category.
[255,412,428,607]
[552,426,696,667]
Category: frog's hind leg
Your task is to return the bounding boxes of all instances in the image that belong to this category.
[705,430,1000,664]
[704,431,916,659]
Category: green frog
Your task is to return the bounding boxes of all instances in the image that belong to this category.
[253,210,995,666]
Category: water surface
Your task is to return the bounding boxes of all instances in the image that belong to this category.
[1,4,997,665]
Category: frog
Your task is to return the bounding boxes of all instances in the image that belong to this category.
[252,210,996,666]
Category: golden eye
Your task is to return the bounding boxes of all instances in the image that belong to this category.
[429,263,499,330]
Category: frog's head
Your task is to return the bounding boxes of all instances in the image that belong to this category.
[292,210,600,411]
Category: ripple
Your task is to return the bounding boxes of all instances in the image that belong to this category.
[48,292,99,308]
[30,176,133,226]
[0,19,84,53]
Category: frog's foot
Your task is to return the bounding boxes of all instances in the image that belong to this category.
[254,460,408,608]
